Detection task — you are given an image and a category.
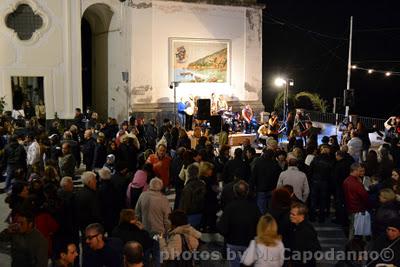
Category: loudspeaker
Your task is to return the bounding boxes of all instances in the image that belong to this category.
[197,99,210,120]
[210,115,222,134]
[343,89,355,107]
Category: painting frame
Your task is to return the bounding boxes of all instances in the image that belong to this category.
[169,37,231,84]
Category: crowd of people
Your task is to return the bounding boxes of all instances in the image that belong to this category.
[0,108,399,267]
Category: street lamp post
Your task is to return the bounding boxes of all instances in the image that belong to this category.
[274,77,294,135]
[169,81,180,124]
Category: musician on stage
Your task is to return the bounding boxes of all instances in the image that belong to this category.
[211,93,218,115]
[177,97,186,127]
[217,94,228,112]
[185,95,195,131]
[257,121,269,145]
[242,104,254,133]
[267,111,279,141]
[300,120,320,145]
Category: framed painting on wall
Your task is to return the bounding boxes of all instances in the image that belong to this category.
[169,38,231,84]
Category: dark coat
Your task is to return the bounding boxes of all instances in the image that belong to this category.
[217,199,260,246]
[176,137,191,150]
[98,180,119,234]
[92,143,107,169]
[269,207,291,247]
[61,139,80,166]
[309,154,334,182]
[333,157,354,187]
[373,200,400,236]
[111,173,131,212]
[368,233,400,267]
[116,143,137,172]
[82,238,123,267]
[55,189,79,242]
[81,138,96,169]
[3,141,26,167]
[75,186,101,230]
[222,157,247,183]
[288,220,321,267]
[111,222,153,251]
[251,154,281,192]
[180,178,207,215]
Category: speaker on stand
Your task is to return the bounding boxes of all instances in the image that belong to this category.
[197,99,211,120]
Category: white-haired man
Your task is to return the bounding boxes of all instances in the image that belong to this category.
[135,178,171,236]
[75,171,101,233]
[60,176,74,193]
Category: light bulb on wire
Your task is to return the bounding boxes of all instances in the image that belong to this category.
[385,72,392,77]
[368,69,374,74]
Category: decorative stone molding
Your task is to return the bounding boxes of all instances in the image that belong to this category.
[2,0,50,45]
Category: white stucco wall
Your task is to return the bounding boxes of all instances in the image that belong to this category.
[0,0,262,120]
[130,1,263,107]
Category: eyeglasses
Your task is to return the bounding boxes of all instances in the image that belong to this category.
[85,233,99,240]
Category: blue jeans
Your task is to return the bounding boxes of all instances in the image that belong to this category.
[226,244,247,267]
[5,165,17,192]
[256,191,271,215]
[177,112,185,127]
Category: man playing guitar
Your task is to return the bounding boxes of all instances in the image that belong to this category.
[267,111,279,141]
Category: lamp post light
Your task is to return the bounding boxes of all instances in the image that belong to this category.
[169,81,180,124]
[274,77,294,128]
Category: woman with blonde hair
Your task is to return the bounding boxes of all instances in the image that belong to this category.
[242,214,285,267]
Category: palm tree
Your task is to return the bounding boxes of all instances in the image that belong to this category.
[273,91,328,113]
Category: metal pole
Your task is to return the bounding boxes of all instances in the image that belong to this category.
[126,82,129,120]
[285,81,289,122]
[173,83,177,125]
[345,16,353,117]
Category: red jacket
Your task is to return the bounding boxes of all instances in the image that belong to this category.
[343,175,369,214]
[35,212,59,257]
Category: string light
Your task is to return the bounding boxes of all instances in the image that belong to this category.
[351,65,400,76]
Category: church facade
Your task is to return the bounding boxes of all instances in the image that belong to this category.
[0,0,264,121]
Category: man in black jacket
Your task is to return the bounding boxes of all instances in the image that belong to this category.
[81,129,97,171]
[111,209,153,255]
[83,223,123,267]
[250,148,281,214]
[309,145,334,222]
[288,202,321,267]
[180,163,206,228]
[217,180,260,267]
[332,150,354,225]
[1,135,27,193]
[75,171,101,235]
[222,148,247,184]
[170,147,186,210]
[368,218,400,267]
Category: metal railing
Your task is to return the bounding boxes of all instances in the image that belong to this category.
[305,111,386,131]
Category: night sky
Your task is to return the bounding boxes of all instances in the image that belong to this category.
[260,0,400,118]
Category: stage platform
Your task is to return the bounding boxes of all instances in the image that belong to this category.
[228,133,257,146]
[189,131,257,149]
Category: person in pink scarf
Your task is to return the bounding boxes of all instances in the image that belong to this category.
[126,163,154,208]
